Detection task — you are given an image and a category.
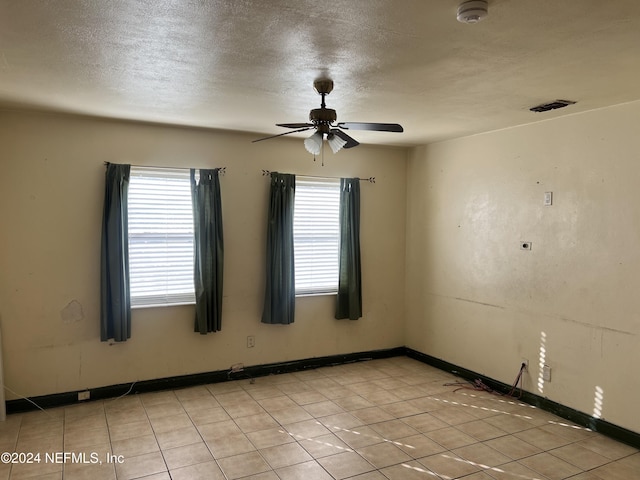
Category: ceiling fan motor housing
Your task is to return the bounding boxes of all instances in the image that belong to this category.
[310,108,337,134]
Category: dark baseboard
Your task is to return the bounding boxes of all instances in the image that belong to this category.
[5,346,405,414]
[5,345,638,450]
[404,347,640,450]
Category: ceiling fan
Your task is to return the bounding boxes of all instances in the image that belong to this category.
[252,79,403,155]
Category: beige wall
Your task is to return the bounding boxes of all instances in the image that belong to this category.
[0,110,407,400]
[406,101,640,434]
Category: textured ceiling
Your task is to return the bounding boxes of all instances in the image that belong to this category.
[1,0,640,147]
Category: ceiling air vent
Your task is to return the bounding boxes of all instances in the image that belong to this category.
[529,99,576,113]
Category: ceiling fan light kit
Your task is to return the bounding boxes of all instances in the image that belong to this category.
[252,79,403,156]
[457,0,488,24]
[304,132,323,155]
[327,133,348,154]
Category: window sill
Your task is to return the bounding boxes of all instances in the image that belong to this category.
[132,301,195,309]
[295,292,337,298]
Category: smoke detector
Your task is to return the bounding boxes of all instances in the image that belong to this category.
[457,0,488,24]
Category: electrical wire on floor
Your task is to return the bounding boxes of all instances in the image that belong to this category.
[3,384,51,417]
[444,362,527,399]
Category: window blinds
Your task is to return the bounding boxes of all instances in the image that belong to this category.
[294,176,340,295]
[128,166,195,307]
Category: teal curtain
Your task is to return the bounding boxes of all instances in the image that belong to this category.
[262,173,296,324]
[335,178,362,320]
[100,163,131,341]
[191,169,224,334]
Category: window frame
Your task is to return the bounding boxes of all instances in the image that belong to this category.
[127,166,196,308]
[293,175,341,296]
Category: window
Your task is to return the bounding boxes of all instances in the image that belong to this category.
[128,166,195,307]
[294,176,340,295]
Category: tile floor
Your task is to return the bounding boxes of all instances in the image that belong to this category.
[0,357,638,479]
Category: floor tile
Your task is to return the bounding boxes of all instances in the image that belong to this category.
[380,401,425,419]
[5,357,638,480]
[288,390,328,406]
[111,432,159,457]
[317,451,375,479]
[283,419,331,439]
[108,420,154,442]
[368,419,419,440]
[335,425,385,449]
[275,459,334,480]
[395,433,447,458]
[484,434,542,460]
[357,441,413,468]
[350,407,395,425]
[180,396,221,413]
[260,441,313,468]
[246,426,295,449]
[513,426,571,451]
[174,386,214,401]
[425,426,478,450]
[235,412,280,433]
[456,419,508,441]
[380,460,440,480]
[486,460,553,480]
[400,412,449,433]
[453,442,512,467]
[105,407,147,427]
[576,434,639,460]
[269,406,314,424]
[418,452,482,479]
[304,400,346,418]
[161,441,213,470]
[430,405,479,425]
[518,452,582,480]
[319,412,365,431]
[549,442,611,470]
[149,412,193,433]
[169,459,226,480]
[298,432,355,458]
[197,419,242,442]
[334,395,375,411]
[207,432,256,458]
[143,401,185,419]
[63,426,110,450]
[114,451,167,480]
[217,451,272,479]
[155,425,202,450]
[591,460,639,480]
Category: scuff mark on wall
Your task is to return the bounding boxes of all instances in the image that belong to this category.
[453,297,505,310]
[559,316,635,336]
[61,300,84,324]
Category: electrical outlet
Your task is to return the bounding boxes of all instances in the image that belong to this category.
[247,336,255,348]
[78,390,90,401]
[542,364,552,382]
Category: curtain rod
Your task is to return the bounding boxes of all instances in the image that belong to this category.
[261,169,375,183]
[104,162,226,175]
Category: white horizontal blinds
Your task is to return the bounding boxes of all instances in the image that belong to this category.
[128,166,195,306]
[294,176,340,295]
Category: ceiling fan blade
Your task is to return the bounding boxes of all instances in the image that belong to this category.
[252,127,312,143]
[331,129,360,149]
[276,123,314,128]
[337,122,404,132]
